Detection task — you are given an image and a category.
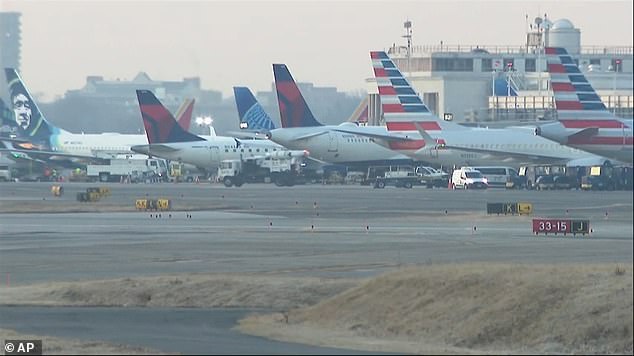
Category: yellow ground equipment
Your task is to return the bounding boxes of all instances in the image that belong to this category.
[51,185,64,197]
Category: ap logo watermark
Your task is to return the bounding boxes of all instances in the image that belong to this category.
[4,340,42,355]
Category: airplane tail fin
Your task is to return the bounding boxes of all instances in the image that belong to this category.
[233,86,276,131]
[136,90,205,144]
[369,52,461,132]
[273,64,324,128]
[346,96,369,124]
[4,68,61,147]
[545,47,618,123]
[174,98,195,131]
[545,47,614,119]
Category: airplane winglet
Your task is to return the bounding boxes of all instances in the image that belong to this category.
[413,122,435,142]
[567,127,599,141]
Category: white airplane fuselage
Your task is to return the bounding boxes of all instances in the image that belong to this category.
[131,136,289,171]
[266,124,412,166]
[289,123,611,169]
[537,119,633,164]
[44,129,218,159]
[400,127,612,168]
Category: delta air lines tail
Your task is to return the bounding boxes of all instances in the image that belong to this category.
[272,64,324,128]
[136,90,205,144]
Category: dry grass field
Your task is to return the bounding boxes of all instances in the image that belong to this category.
[239,263,633,354]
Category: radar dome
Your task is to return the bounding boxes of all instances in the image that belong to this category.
[548,18,580,54]
[552,19,574,30]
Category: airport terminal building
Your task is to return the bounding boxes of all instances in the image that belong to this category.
[366,18,633,125]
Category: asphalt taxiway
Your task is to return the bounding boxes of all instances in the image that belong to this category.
[0,182,632,353]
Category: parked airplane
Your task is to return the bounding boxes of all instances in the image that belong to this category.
[535,47,633,164]
[333,51,613,169]
[1,68,195,163]
[131,90,305,172]
[256,64,413,168]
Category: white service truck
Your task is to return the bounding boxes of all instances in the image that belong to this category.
[86,157,168,183]
[218,150,308,187]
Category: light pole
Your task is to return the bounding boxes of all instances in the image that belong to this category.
[403,20,412,79]
[195,115,214,136]
[613,59,621,114]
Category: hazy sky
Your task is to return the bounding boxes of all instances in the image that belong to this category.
[1,0,632,100]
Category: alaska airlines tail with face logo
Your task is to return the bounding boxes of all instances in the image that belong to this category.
[4,68,66,150]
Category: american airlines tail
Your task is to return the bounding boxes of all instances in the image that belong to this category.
[370,51,465,133]
[4,68,66,149]
[272,64,324,128]
[233,86,276,131]
[541,47,632,163]
[174,98,195,131]
[136,90,205,143]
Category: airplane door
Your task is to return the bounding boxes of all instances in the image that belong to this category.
[328,132,338,152]
[210,146,220,166]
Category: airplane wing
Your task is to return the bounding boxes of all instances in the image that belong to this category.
[0,147,109,163]
[411,122,570,162]
[567,127,600,141]
[130,144,181,155]
[330,127,416,141]
[226,130,269,140]
[292,131,330,141]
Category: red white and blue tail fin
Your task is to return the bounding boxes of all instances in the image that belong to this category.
[546,47,617,123]
[370,51,462,132]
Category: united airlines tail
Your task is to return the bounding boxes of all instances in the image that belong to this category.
[4,68,65,149]
[272,64,323,128]
[370,51,463,132]
[233,86,276,131]
[136,90,205,143]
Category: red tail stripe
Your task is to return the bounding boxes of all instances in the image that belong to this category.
[556,101,584,110]
[382,104,405,113]
[547,63,567,73]
[378,86,397,95]
[386,121,442,131]
[374,68,388,77]
[561,120,627,129]
[388,140,426,150]
[551,82,576,92]
[568,136,634,145]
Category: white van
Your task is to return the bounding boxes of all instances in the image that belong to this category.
[451,167,488,189]
[470,166,518,188]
